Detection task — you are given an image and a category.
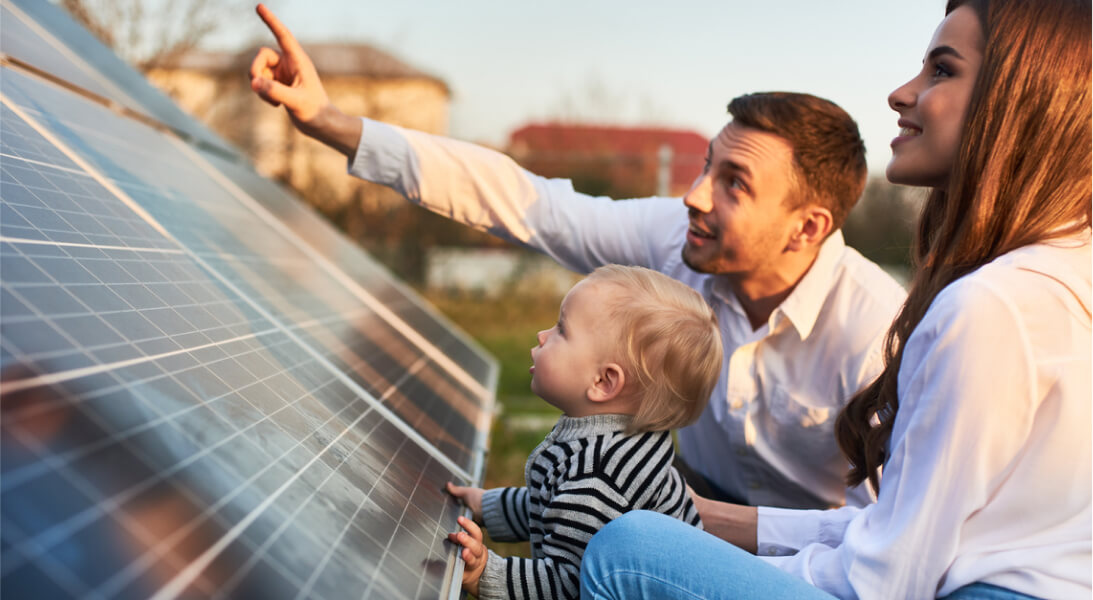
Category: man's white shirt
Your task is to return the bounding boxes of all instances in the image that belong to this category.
[348,118,907,509]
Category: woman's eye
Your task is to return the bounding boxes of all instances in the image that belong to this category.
[932,63,953,78]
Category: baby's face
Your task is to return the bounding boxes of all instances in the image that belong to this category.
[529,279,618,416]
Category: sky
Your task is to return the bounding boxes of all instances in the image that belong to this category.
[215,1,947,175]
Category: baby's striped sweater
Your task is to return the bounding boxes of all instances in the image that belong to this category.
[477,413,702,600]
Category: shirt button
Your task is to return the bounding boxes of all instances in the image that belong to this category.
[749,481,762,490]
[735,447,747,457]
[730,400,743,410]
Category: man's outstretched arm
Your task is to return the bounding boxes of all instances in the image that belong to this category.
[249,3,362,157]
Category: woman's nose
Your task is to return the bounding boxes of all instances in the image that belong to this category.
[888,77,916,112]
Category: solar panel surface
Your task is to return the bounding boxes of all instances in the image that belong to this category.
[0,2,496,598]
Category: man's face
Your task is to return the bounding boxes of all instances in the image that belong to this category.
[681,122,800,279]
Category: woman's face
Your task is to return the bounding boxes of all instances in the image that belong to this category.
[886,5,984,188]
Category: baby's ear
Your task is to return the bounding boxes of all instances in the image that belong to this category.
[587,363,626,403]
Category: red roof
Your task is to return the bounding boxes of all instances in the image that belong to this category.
[507,123,707,195]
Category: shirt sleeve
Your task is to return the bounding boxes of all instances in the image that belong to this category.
[758,278,1037,599]
[481,487,530,543]
[479,474,631,600]
[346,118,687,274]
[756,505,861,557]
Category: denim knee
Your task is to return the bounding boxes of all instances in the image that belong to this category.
[583,510,663,597]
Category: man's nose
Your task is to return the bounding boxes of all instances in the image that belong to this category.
[683,174,713,213]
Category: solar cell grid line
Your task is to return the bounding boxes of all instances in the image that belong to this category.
[0,329,296,496]
[0,237,277,393]
[2,7,498,594]
[1,67,469,389]
[197,149,497,390]
[0,67,483,434]
[3,0,483,389]
[143,358,443,600]
[0,90,483,598]
[2,327,466,599]
[1,66,490,474]
[0,329,324,550]
[293,312,480,468]
[220,358,441,600]
[182,140,492,407]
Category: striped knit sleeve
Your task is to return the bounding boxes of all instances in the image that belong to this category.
[481,473,630,600]
[481,487,531,542]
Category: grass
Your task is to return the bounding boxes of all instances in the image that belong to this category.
[424,289,565,559]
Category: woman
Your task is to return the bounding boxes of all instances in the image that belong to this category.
[579,0,1091,598]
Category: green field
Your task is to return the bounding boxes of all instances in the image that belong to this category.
[424,290,565,559]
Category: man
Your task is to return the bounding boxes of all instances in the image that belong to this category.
[249,4,906,510]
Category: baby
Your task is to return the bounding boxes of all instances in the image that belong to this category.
[446,264,723,600]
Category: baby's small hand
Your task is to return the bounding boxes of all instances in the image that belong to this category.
[446,482,484,522]
[447,516,488,597]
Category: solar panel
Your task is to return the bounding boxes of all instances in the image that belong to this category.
[1,0,240,157]
[0,2,496,598]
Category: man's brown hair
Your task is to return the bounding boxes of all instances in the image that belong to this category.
[728,92,868,233]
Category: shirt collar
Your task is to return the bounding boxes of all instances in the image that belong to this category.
[771,230,847,341]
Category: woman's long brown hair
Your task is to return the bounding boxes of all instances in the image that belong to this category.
[835,0,1092,493]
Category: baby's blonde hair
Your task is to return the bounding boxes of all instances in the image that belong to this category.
[586,265,723,434]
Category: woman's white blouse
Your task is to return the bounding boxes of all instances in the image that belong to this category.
[757,232,1092,599]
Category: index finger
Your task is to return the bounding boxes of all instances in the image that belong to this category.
[256,3,303,55]
[457,516,482,540]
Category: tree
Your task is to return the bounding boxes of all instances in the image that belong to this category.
[842,176,924,271]
[59,0,258,71]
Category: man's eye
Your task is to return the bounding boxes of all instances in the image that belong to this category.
[729,178,746,191]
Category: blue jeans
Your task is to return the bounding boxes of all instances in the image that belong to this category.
[580,511,1041,600]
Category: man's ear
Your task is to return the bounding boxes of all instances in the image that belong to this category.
[787,205,833,252]
[587,363,626,403]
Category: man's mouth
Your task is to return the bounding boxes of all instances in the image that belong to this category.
[688,223,715,239]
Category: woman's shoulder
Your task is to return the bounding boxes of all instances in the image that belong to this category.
[917,234,1092,359]
[940,233,1090,317]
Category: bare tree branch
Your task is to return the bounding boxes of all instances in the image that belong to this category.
[60,0,256,72]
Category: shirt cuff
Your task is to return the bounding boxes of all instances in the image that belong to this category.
[345,117,420,199]
[756,504,861,556]
[481,488,516,541]
[475,550,508,600]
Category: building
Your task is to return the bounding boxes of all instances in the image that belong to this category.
[146,43,450,215]
[507,123,707,198]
